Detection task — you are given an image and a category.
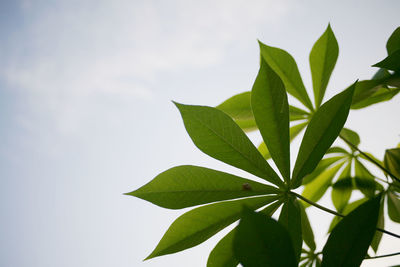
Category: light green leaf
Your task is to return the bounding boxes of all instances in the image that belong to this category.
[321,195,381,267]
[373,50,400,71]
[326,146,349,155]
[354,159,376,198]
[146,195,277,259]
[384,148,400,179]
[302,161,345,206]
[340,127,360,148]
[387,27,400,55]
[175,103,283,186]
[291,83,355,188]
[331,161,353,212]
[302,156,346,185]
[310,24,339,107]
[351,87,400,110]
[233,207,297,267]
[299,203,315,251]
[252,58,290,181]
[128,165,279,209]
[279,198,302,260]
[207,201,282,267]
[387,191,400,223]
[258,41,314,111]
[289,105,310,121]
[371,202,384,253]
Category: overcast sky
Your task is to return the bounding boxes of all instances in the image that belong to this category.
[1,1,399,266]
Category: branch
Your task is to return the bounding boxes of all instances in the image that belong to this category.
[340,135,400,183]
[290,191,400,239]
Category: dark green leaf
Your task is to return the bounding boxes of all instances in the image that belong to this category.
[302,156,346,185]
[321,195,381,267]
[310,24,339,107]
[351,87,400,110]
[252,57,290,181]
[233,207,297,267]
[302,161,345,206]
[384,148,400,178]
[331,161,353,212]
[289,105,310,121]
[354,159,376,198]
[340,127,360,148]
[279,198,302,260]
[258,41,314,111]
[387,191,400,223]
[387,27,400,55]
[291,83,355,188]
[207,201,282,267]
[371,202,384,253]
[146,196,277,259]
[128,165,279,209]
[373,50,400,71]
[328,198,368,232]
[299,203,316,250]
[175,103,283,186]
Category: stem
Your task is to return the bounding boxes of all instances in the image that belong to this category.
[290,191,400,239]
[340,135,400,183]
[365,251,400,259]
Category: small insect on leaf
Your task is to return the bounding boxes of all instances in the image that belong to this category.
[242,183,252,191]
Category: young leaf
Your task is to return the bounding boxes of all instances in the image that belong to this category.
[175,103,283,186]
[128,165,279,209]
[302,161,345,206]
[207,201,282,267]
[331,161,353,212]
[258,41,314,111]
[233,207,297,267]
[252,57,290,181]
[279,198,302,260]
[340,127,360,148]
[326,146,349,155]
[310,24,339,107]
[302,156,346,185]
[321,195,381,267]
[387,191,400,223]
[291,83,356,188]
[387,27,400,55]
[146,195,277,260]
[373,50,400,71]
[299,203,316,251]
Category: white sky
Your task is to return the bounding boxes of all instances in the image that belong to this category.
[0,0,399,266]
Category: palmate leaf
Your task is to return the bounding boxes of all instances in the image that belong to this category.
[354,159,376,198]
[233,207,297,267]
[279,198,302,261]
[340,127,360,148]
[371,202,384,253]
[387,27,400,55]
[146,195,278,260]
[127,165,279,209]
[299,203,316,251]
[351,86,400,110]
[175,103,283,187]
[258,41,314,111]
[328,197,368,232]
[373,50,400,71]
[331,161,353,212]
[321,195,381,267]
[291,83,356,188]
[302,156,347,185]
[387,191,400,223]
[207,201,282,267]
[384,148,400,178]
[310,24,339,108]
[252,56,290,181]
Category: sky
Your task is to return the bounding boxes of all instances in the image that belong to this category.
[0,0,399,266]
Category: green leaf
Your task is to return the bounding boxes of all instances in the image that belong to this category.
[299,203,315,251]
[128,165,279,209]
[175,103,283,186]
[371,202,384,253]
[321,195,381,267]
[351,87,400,110]
[354,159,376,198]
[302,156,346,185]
[373,50,400,71]
[291,83,355,188]
[302,161,345,206]
[258,121,307,160]
[331,161,353,212]
[326,146,349,155]
[207,201,282,267]
[384,148,400,178]
[279,198,302,261]
[387,191,400,223]
[310,24,339,107]
[387,27,400,55]
[146,195,277,259]
[258,41,314,111]
[252,58,290,181]
[340,127,360,148]
[328,198,368,232]
[289,105,310,121]
[233,207,297,267]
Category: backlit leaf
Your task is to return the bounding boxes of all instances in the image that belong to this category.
[387,27,400,55]
[331,161,353,212]
[128,165,279,209]
[175,103,283,186]
[351,87,400,110]
[310,24,339,107]
[371,202,384,253]
[279,198,302,260]
[354,159,376,198]
[299,203,316,250]
[302,156,346,185]
[340,127,360,148]
[373,50,400,71]
[384,148,400,179]
[387,191,400,223]
[291,83,355,188]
